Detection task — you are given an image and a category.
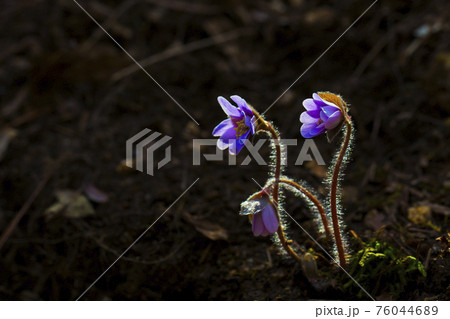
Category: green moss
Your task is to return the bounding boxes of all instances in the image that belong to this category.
[343,240,426,299]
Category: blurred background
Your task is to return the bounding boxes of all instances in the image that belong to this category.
[0,0,449,300]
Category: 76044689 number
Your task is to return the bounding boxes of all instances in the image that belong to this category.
[376,306,438,316]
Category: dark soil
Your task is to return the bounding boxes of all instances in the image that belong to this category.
[0,0,449,300]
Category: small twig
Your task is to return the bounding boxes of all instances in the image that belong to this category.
[349,229,365,249]
[266,247,273,268]
[424,248,432,271]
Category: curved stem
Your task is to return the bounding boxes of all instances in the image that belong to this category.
[277,179,332,239]
[249,108,305,261]
[330,120,352,268]
[266,122,301,261]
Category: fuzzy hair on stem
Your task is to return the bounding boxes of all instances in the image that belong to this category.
[326,118,354,267]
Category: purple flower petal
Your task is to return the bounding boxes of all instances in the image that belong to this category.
[319,110,328,122]
[312,93,328,106]
[306,109,320,118]
[218,127,238,142]
[303,98,319,111]
[301,124,314,138]
[217,96,241,118]
[230,95,246,109]
[239,129,251,142]
[244,115,256,135]
[309,123,326,136]
[301,122,326,138]
[312,93,328,104]
[212,118,234,136]
[231,95,253,117]
[252,212,265,236]
[217,138,231,150]
[300,111,318,124]
[228,140,238,155]
[84,184,108,203]
[322,105,340,116]
[233,131,250,155]
[312,93,322,101]
[261,204,279,233]
[314,92,341,108]
[325,111,343,129]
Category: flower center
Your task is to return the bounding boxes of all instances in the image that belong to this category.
[233,118,249,138]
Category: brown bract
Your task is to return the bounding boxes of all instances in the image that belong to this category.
[318,92,348,114]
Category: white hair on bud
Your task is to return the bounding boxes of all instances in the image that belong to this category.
[240,198,260,216]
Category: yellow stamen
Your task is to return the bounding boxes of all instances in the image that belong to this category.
[233,118,248,138]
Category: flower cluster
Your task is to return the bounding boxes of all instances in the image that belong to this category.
[212,91,349,260]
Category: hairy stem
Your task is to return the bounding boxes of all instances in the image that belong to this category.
[276,178,331,239]
[264,124,301,261]
[330,119,352,268]
[249,107,304,261]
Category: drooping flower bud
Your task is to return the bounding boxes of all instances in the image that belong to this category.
[240,190,279,237]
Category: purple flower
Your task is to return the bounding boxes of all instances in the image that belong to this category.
[212,95,256,155]
[300,92,344,138]
[241,191,279,237]
[252,203,279,237]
